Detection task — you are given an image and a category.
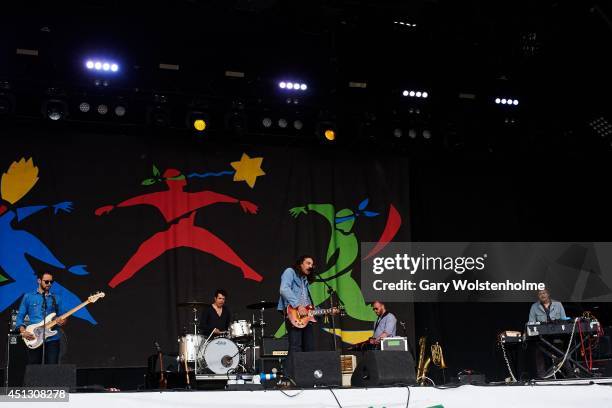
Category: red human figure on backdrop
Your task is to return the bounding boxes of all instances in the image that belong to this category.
[95,168,263,288]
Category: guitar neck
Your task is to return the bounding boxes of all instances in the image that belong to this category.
[45,299,91,328]
[311,307,336,316]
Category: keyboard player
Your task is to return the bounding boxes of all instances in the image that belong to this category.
[527,288,568,378]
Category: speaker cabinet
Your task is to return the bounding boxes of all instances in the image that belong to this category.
[287,351,341,387]
[23,364,77,390]
[351,351,416,387]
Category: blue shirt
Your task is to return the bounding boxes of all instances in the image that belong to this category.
[16,291,65,342]
[277,267,312,311]
[528,300,567,323]
[373,312,397,338]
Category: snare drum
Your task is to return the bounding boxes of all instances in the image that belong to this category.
[178,334,204,362]
[228,320,252,340]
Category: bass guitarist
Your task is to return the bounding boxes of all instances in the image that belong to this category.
[16,272,67,364]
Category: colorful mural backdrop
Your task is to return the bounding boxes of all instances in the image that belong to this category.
[0,124,412,367]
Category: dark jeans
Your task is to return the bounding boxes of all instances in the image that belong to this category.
[285,321,314,377]
[27,340,60,364]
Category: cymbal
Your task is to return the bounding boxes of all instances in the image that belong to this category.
[177,301,208,307]
[246,301,277,310]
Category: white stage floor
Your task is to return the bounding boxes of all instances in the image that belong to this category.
[6,381,612,408]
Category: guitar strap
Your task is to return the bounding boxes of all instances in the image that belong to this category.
[374,311,389,333]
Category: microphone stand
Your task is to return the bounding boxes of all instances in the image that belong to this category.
[316,275,344,353]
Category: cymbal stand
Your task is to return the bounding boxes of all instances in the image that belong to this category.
[192,306,199,375]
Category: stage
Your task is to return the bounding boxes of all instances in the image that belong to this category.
[7,380,612,408]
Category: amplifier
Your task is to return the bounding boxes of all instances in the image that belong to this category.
[262,337,288,356]
[381,337,408,351]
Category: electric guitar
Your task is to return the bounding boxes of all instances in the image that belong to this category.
[286,304,344,328]
[22,292,105,349]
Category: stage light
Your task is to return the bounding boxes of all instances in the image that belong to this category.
[42,99,68,121]
[293,120,303,130]
[85,59,120,73]
[97,104,109,115]
[423,129,432,139]
[186,110,209,133]
[403,90,429,98]
[114,105,126,117]
[408,129,417,139]
[278,118,288,128]
[262,117,272,128]
[279,80,308,92]
[393,128,403,138]
[495,97,519,106]
[79,102,90,113]
[324,129,336,141]
[193,119,207,131]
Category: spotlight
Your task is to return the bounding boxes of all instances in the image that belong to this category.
[393,128,403,138]
[97,104,109,115]
[423,129,432,139]
[42,99,68,121]
[495,98,501,104]
[85,59,120,73]
[279,82,287,89]
[415,91,422,97]
[79,102,91,113]
[286,83,294,90]
[409,91,415,97]
[278,118,288,128]
[422,92,428,98]
[408,129,417,139]
[114,105,127,117]
[300,84,307,90]
[501,99,507,104]
[293,120,303,130]
[403,89,429,98]
[279,80,308,92]
[262,117,272,128]
[324,129,336,141]
[402,90,409,97]
[193,119,207,131]
[186,111,209,133]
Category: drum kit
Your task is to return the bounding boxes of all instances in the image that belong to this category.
[176,300,277,375]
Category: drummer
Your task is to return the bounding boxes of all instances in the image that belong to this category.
[201,289,231,337]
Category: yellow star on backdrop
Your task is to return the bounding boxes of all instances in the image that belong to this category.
[230,153,266,188]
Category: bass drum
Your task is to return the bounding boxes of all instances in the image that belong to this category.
[198,337,240,375]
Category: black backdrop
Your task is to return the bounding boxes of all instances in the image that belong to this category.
[0,122,412,368]
[2,122,612,381]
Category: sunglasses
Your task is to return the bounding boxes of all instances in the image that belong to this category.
[43,280,53,284]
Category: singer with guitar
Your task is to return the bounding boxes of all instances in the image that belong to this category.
[16,272,67,364]
[278,255,318,354]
